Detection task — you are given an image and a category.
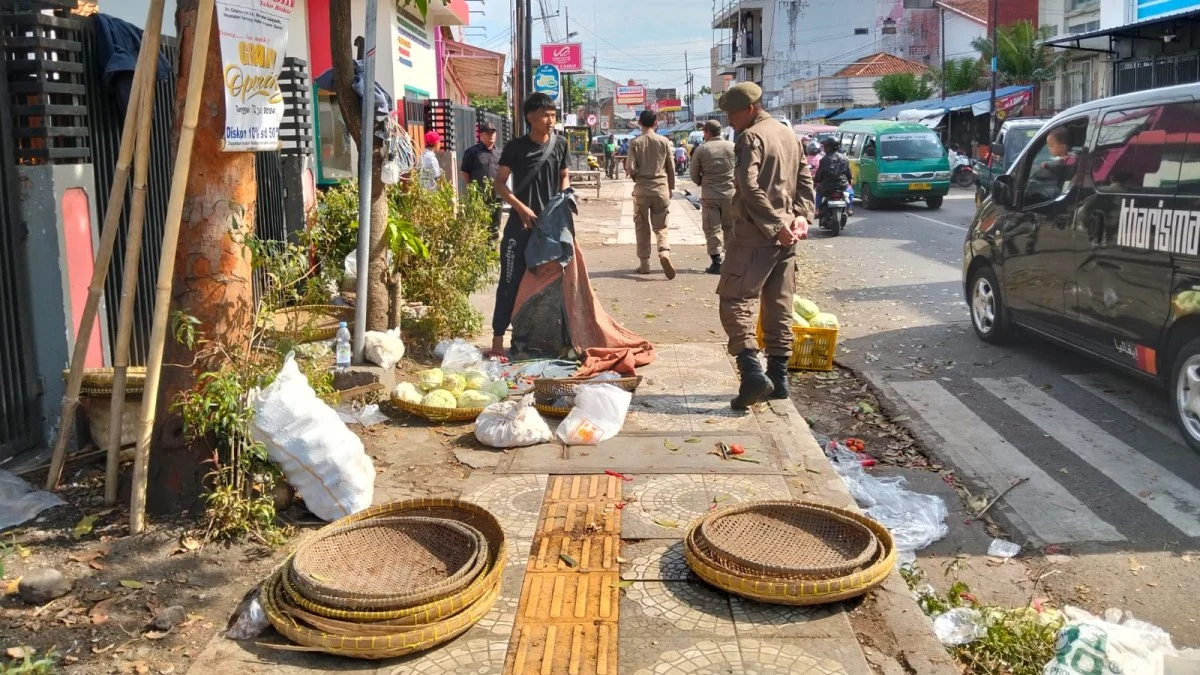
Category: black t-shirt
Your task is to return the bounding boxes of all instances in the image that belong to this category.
[461,142,500,187]
[499,134,568,216]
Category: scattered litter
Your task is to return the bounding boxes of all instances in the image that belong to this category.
[605,470,633,482]
[0,469,64,531]
[987,538,1021,559]
[474,395,552,448]
[437,338,483,371]
[1129,556,1146,575]
[225,593,268,640]
[1044,606,1200,674]
[933,607,987,645]
[336,403,388,428]
[728,444,746,455]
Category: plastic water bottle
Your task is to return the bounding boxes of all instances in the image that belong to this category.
[335,322,352,372]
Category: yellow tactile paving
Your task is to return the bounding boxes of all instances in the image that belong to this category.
[505,475,623,675]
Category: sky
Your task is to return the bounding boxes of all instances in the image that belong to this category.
[463,0,715,91]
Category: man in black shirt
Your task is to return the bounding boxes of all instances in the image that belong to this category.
[460,121,502,236]
[487,93,570,358]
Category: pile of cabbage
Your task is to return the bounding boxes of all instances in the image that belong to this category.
[792,297,839,329]
[391,367,510,409]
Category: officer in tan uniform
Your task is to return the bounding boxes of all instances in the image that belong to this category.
[625,109,676,279]
[717,82,816,410]
[690,119,737,274]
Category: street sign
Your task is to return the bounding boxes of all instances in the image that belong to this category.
[540,43,584,73]
[533,64,561,102]
[615,85,646,106]
[587,113,597,126]
[576,74,597,91]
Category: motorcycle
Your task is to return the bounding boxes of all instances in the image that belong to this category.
[819,190,848,237]
[950,152,977,187]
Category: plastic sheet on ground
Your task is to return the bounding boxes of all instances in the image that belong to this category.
[0,469,65,531]
[933,607,987,645]
[817,433,949,555]
[1044,606,1200,674]
[987,538,1021,558]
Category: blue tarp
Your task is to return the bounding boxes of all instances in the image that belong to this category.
[871,85,1034,120]
[829,107,883,122]
[801,108,842,121]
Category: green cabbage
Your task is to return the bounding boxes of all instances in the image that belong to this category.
[421,389,457,408]
[791,312,810,328]
[457,390,498,408]
[793,297,820,320]
[418,368,444,391]
[391,382,424,404]
[810,312,839,328]
[442,373,466,396]
[463,369,490,391]
[490,380,510,400]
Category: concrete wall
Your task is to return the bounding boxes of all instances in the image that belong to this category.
[943,12,984,62]
[17,164,104,449]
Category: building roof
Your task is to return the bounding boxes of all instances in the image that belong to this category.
[831,53,929,78]
[828,107,884,122]
[871,84,1033,119]
[443,36,506,98]
[935,0,988,25]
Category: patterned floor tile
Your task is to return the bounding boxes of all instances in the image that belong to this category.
[458,474,548,540]
[704,474,790,504]
[623,638,745,675]
[623,474,709,538]
[621,580,736,637]
[620,540,693,581]
[382,638,508,675]
[737,638,870,675]
[728,596,850,639]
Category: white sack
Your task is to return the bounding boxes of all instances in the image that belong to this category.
[475,394,553,448]
[364,328,405,369]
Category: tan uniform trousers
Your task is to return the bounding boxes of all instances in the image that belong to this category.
[701,197,734,257]
[632,192,671,261]
[717,244,797,357]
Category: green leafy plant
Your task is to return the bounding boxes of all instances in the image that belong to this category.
[873,72,934,104]
[0,648,58,675]
[469,94,509,116]
[939,57,985,96]
[972,21,1066,85]
[303,182,362,294]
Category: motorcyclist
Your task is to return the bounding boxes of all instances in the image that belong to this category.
[814,137,854,217]
[804,141,822,174]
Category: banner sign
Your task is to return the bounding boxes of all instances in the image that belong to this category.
[540,43,584,73]
[216,0,295,151]
[615,85,646,106]
[577,74,597,91]
[655,98,682,112]
[534,64,561,102]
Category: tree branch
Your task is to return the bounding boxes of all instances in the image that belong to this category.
[329,0,364,145]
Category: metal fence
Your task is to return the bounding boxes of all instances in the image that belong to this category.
[1114,53,1200,96]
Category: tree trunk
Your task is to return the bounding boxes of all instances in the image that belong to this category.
[329,1,391,330]
[147,0,257,513]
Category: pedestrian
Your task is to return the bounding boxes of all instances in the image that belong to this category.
[690,119,736,275]
[420,130,443,190]
[717,82,815,410]
[625,109,676,279]
[603,135,617,179]
[460,121,503,237]
[486,93,570,358]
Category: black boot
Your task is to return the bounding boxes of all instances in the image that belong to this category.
[766,356,790,400]
[731,350,774,410]
[705,255,722,275]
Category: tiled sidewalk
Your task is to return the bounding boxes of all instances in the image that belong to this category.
[585,181,708,248]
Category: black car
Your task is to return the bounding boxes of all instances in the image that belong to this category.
[973,117,1050,208]
[962,83,1200,450]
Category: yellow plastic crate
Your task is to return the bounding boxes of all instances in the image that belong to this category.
[756,319,838,371]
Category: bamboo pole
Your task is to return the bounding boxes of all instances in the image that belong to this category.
[104,4,165,505]
[130,0,217,534]
[44,2,163,491]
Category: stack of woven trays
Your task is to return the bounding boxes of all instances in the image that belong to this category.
[532,375,642,417]
[262,498,505,659]
[685,500,895,606]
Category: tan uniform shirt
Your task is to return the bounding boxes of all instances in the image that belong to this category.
[627,132,674,198]
[731,111,816,247]
[690,138,736,200]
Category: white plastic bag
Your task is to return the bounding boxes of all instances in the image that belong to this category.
[250,355,375,521]
[933,607,987,646]
[364,328,405,369]
[1043,606,1200,675]
[440,338,484,371]
[824,439,948,554]
[343,251,357,288]
[555,384,631,445]
[475,395,553,448]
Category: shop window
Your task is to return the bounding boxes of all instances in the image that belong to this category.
[1091,102,1200,195]
[317,92,354,183]
[854,28,868,35]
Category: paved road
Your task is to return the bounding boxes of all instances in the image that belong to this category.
[803,188,1200,552]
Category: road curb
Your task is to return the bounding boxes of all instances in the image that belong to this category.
[759,398,959,675]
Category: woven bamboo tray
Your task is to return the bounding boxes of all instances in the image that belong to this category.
[532,375,642,402]
[696,501,878,579]
[263,304,354,343]
[263,567,501,659]
[65,367,147,395]
[534,402,572,418]
[288,516,487,611]
[684,503,895,606]
[391,398,485,423]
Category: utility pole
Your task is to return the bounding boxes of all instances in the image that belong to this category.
[352,0,378,364]
[593,54,598,104]
[940,5,945,101]
[685,51,693,122]
[515,0,532,133]
[989,0,998,138]
[563,6,571,121]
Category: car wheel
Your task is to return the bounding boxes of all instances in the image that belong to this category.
[969,265,1008,343]
[862,184,879,210]
[1171,338,1200,453]
[926,195,944,210]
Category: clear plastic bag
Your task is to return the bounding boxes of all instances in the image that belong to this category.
[1043,607,1200,674]
[555,384,632,445]
[987,538,1021,558]
[933,607,986,645]
[225,595,268,640]
[439,338,484,372]
[475,394,553,448]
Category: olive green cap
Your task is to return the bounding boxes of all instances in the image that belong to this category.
[718,82,762,113]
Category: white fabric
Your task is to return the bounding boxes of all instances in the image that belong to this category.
[250,355,375,521]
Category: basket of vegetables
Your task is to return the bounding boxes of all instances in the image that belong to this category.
[390,367,511,423]
[756,296,839,372]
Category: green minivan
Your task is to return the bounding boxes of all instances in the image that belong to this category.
[834,120,951,210]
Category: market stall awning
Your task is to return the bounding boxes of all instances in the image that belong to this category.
[801,108,842,121]
[1042,8,1200,53]
[828,107,882,122]
[871,85,1033,120]
[442,37,506,98]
